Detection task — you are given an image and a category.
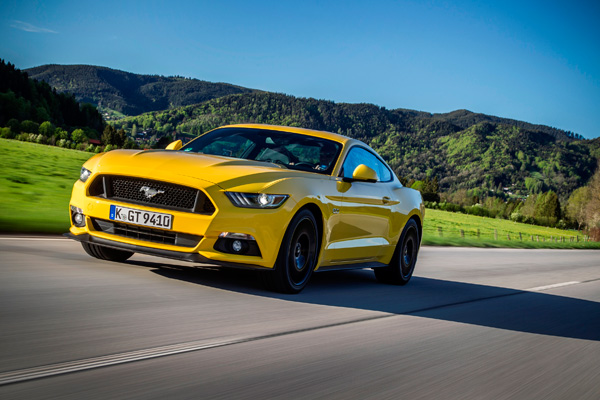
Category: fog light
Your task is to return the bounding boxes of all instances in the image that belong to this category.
[70,205,86,227]
[74,213,84,225]
[214,236,261,257]
[232,240,243,252]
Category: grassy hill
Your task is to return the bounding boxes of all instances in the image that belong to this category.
[1,138,597,249]
[25,64,257,116]
[0,139,92,232]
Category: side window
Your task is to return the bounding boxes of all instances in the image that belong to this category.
[341,147,392,182]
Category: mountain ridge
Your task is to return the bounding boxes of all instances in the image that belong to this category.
[25,64,583,142]
[25,64,257,116]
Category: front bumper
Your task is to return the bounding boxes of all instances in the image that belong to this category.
[67,176,294,269]
[65,232,264,269]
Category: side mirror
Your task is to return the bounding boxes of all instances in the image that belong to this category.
[349,164,378,182]
[165,140,183,150]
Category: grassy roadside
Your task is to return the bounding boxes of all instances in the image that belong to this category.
[0,138,598,248]
[0,139,94,233]
[422,209,600,249]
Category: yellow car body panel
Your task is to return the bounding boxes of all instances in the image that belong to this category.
[67,124,424,289]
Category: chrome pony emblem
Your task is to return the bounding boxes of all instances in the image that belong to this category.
[140,186,165,199]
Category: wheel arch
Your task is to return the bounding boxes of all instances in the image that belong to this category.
[296,202,324,260]
[408,213,423,243]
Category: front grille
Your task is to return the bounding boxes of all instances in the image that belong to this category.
[89,175,215,214]
[91,218,202,248]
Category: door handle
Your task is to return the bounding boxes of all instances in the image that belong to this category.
[382,196,391,204]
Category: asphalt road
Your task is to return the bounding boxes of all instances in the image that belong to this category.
[0,237,599,399]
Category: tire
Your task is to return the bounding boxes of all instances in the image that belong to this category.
[81,242,134,262]
[262,209,318,294]
[374,219,419,285]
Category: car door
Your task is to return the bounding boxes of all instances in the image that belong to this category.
[325,146,394,264]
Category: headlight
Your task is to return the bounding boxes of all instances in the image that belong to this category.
[226,192,289,209]
[79,167,92,182]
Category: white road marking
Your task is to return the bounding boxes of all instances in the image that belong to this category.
[0,312,394,386]
[0,337,246,386]
[526,281,581,291]
[0,237,66,241]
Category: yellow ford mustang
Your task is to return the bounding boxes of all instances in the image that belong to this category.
[67,124,424,293]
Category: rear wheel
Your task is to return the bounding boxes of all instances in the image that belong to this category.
[81,242,134,262]
[374,219,419,285]
[262,210,318,294]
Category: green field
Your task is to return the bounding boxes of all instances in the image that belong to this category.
[0,138,598,248]
[422,209,599,249]
[0,139,93,233]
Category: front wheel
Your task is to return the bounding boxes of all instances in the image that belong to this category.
[374,219,419,285]
[262,210,318,294]
[81,242,134,262]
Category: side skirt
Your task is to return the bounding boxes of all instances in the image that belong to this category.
[316,261,387,272]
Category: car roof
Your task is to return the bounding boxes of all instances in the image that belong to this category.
[219,123,355,145]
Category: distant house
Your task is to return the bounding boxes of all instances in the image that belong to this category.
[89,139,101,145]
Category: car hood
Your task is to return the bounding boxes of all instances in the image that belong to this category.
[93,149,319,191]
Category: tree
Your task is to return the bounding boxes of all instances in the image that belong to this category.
[123,138,138,149]
[39,121,55,137]
[71,128,87,143]
[7,118,20,134]
[101,125,116,146]
[525,177,543,194]
[419,176,440,202]
[410,180,424,191]
[566,186,590,230]
[585,165,600,240]
[54,128,69,140]
[160,122,174,134]
[35,106,50,122]
[20,120,39,134]
[115,128,126,147]
[520,194,537,220]
[534,191,561,226]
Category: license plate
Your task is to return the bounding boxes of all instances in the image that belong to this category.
[109,205,173,230]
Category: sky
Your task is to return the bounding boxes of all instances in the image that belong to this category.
[1,0,599,138]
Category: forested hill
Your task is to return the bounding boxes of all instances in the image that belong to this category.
[25,64,257,116]
[390,109,580,142]
[0,59,104,134]
[425,109,583,141]
[114,92,600,199]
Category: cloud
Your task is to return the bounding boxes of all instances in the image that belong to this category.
[10,20,57,34]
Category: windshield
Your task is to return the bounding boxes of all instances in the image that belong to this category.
[180,127,342,175]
